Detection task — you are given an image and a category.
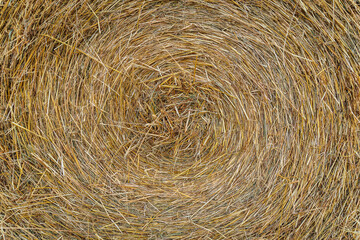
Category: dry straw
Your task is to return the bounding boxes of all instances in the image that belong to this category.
[1,0,360,239]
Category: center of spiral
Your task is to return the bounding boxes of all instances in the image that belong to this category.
[136,74,218,164]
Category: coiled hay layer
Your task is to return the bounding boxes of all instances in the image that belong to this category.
[1,0,360,239]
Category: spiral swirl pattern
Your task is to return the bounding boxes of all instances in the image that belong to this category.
[1,0,360,239]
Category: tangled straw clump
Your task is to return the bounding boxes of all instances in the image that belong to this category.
[1,0,360,239]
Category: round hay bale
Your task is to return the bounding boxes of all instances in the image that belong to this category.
[1,0,360,239]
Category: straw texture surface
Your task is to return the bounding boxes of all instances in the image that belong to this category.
[1,0,360,239]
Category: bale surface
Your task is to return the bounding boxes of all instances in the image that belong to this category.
[1,0,360,239]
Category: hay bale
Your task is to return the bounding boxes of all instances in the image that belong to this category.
[1,0,360,239]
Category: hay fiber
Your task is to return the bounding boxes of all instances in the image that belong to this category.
[1,0,360,239]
